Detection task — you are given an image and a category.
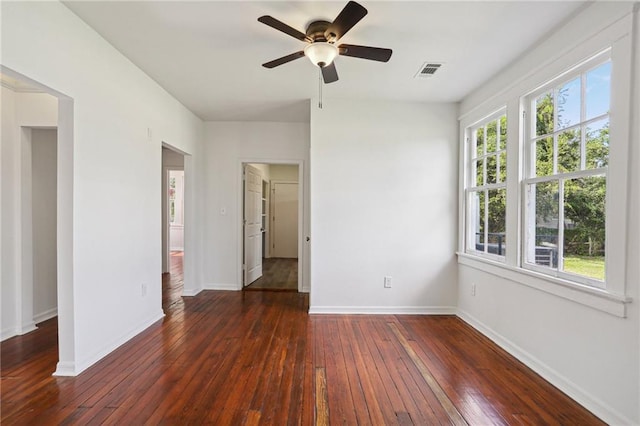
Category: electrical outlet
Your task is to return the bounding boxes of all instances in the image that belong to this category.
[471,283,476,296]
[384,276,392,288]
[141,283,147,297]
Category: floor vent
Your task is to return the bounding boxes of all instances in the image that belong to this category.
[415,62,443,78]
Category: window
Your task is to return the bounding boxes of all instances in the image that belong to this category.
[169,176,177,223]
[523,55,610,286]
[466,112,507,258]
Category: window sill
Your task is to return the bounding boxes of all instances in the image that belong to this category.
[456,252,632,317]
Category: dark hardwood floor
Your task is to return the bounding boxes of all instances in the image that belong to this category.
[163,251,184,309]
[1,261,603,425]
[245,257,298,291]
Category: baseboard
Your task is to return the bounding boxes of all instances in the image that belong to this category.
[1,327,17,342]
[308,306,457,315]
[53,361,77,377]
[456,309,634,426]
[182,287,202,297]
[34,308,58,324]
[72,310,165,376]
[18,322,37,335]
[203,283,239,291]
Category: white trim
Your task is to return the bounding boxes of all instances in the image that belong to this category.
[308,306,457,315]
[203,283,238,291]
[53,362,77,377]
[72,311,165,376]
[1,328,16,342]
[181,287,202,297]
[457,252,630,317]
[33,308,58,324]
[457,309,635,426]
[18,321,37,335]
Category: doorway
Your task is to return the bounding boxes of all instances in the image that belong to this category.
[162,146,185,309]
[0,67,75,376]
[242,163,300,291]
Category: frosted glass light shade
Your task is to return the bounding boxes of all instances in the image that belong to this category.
[304,42,338,67]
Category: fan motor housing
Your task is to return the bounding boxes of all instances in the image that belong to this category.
[306,20,332,42]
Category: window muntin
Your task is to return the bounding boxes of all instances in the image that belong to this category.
[466,113,507,258]
[524,57,610,286]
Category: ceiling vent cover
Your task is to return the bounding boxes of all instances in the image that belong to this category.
[415,62,443,78]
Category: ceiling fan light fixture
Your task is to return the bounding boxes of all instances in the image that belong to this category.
[304,42,338,67]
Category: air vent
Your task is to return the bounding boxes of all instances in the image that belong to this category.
[415,62,443,78]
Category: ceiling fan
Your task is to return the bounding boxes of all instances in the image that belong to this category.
[258,1,392,84]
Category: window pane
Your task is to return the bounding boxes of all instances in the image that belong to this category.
[476,159,484,186]
[476,127,484,157]
[586,62,611,120]
[528,181,559,268]
[169,177,176,200]
[487,120,498,153]
[557,128,581,173]
[469,190,486,252]
[586,118,609,169]
[556,77,581,130]
[498,151,507,183]
[499,115,507,150]
[536,93,554,136]
[486,155,497,184]
[535,137,553,177]
[563,175,606,280]
[488,189,506,256]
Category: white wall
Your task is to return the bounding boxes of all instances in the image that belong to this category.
[1,1,204,374]
[1,86,18,339]
[309,99,459,313]
[1,87,58,341]
[31,129,58,323]
[203,121,310,292]
[457,3,639,424]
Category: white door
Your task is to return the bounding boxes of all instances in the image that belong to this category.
[272,182,298,258]
[244,165,263,285]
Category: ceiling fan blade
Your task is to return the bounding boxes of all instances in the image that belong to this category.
[325,1,367,42]
[262,51,305,68]
[258,16,310,42]
[321,62,339,83]
[338,44,392,62]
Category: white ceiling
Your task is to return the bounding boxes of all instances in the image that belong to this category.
[64,1,586,122]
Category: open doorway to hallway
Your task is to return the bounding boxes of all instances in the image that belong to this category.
[243,163,300,292]
[162,147,185,309]
[0,68,75,376]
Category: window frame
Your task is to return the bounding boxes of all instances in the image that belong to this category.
[464,109,508,262]
[456,12,634,317]
[521,51,611,289]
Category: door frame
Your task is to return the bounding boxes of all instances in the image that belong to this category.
[1,66,76,375]
[237,159,305,292]
[161,142,196,297]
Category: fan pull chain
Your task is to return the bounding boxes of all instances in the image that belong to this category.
[318,67,323,109]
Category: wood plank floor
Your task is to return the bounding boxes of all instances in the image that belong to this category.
[163,251,184,309]
[1,278,604,424]
[245,258,298,291]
